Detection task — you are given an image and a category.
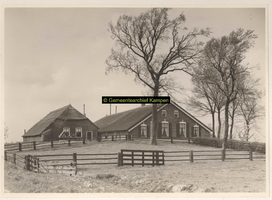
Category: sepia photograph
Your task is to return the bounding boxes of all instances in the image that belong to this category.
[1,1,269,198]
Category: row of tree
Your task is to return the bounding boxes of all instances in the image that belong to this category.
[187,30,263,144]
[106,8,264,150]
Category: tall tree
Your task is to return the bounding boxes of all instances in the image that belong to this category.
[187,76,216,138]
[237,75,263,141]
[200,29,257,151]
[190,65,225,138]
[106,8,210,145]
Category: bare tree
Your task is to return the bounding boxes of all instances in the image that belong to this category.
[199,29,257,151]
[106,8,210,145]
[237,75,263,141]
[187,76,216,137]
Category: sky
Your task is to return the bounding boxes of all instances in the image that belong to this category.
[3,7,266,143]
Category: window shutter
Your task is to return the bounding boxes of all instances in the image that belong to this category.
[158,123,162,139]
[186,123,189,138]
[176,123,179,137]
[169,123,172,138]
[192,126,194,137]
[199,126,202,137]
[147,126,150,138]
[138,126,141,138]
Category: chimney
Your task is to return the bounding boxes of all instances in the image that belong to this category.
[115,106,117,114]
[83,104,86,116]
[24,129,26,134]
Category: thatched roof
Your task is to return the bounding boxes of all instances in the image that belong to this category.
[95,101,212,133]
[94,104,165,133]
[23,104,92,137]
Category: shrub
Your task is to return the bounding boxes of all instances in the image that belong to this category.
[191,137,265,154]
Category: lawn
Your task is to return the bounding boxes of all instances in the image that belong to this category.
[4,139,266,193]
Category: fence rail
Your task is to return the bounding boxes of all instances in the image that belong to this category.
[4,147,266,175]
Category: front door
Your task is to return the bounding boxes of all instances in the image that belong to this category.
[87,131,93,140]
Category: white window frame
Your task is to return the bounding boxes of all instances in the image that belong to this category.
[75,127,82,138]
[174,110,179,118]
[193,124,199,137]
[161,110,167,117]
[161,120,169,137]
[141,123,147,137]
[179,121,186,137]
[59,127,71,138]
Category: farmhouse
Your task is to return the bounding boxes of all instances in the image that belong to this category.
[22,104,98,142]
[95,101,212,139]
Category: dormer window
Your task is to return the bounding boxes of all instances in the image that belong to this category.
[161,110,167,117]
[75,127,82,137]
[174,110,179,118]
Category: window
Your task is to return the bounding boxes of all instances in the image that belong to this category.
[60,127,70,138]
[141,124,147,137]
[161,110,167,117]
[161,121,169,137]
[193,124,199,137]
[179,121,186,137]
[174,110,179,118]
[75,127,82,137]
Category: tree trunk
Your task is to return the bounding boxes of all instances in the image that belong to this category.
[212,112,215,138]
[222,101,230,150]
[217,108,221,139]
[229,116,234,140]
[150,84,159,145]
[245,121,250,142]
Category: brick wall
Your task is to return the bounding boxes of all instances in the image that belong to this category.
[130,104,211,138]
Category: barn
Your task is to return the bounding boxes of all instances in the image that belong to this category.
[94,101,212,139]
[22,104,98,142]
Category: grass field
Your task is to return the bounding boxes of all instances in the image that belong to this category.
[4,139,266,193]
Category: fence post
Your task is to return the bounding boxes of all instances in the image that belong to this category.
[190,150,194,163]
[83,137,85,144]
[51,141,54,148]
[68,139,71,146]
[156,152,159,165]
[33,141,36,150]
[13,153,16,164]
[171,137,173,144]
[19,143,22,151]
[142,152,144,167]
[132,151,134,166]
[188,136,191,144]
[162,152,165,165]
[73,153,77,175]
[152,152,155,166]
[4,151,7,161]
[221,149,226,161]
[117,153,121,167]
[37,158,40,173]
[126,135,128,141]
[249,149,253,161]
[112,135,114,141]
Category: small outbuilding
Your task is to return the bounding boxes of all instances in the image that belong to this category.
[22,104,98,142]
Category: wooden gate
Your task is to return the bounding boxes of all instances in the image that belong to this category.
[120,149,164,166]
[25,155,39,173]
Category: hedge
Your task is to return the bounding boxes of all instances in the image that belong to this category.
[191,137,265,154]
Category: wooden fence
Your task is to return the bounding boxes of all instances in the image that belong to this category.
[4,139,88,153]
[100,135,132,142]
[119,149,164,166]
[4,148,266,175]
